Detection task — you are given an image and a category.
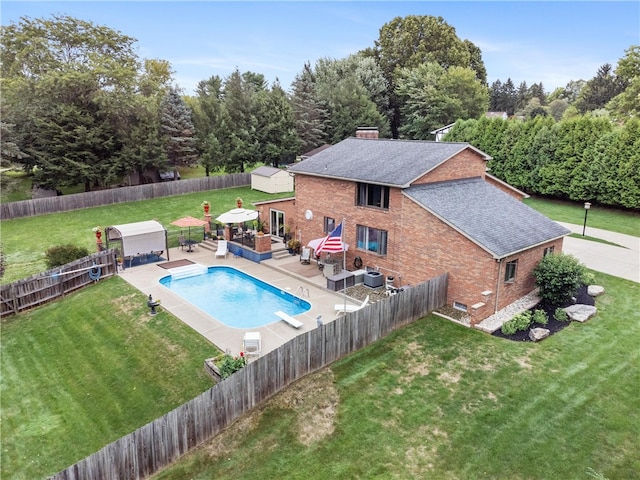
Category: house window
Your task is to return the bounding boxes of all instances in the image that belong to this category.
[543,246,555,256]
[357,183,389,209]
[504,260,518,283]
[453,301,468,312]
[356,225,388,255]
[324,217,335,234]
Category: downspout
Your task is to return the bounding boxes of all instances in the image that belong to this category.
[494,258,503,314]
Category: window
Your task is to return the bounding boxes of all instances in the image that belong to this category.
[543,246,555,256]
[504,260,518,283]
[323,217,335,234]
[453,301,468,312]
[356,225,388,255]
[357,183,389,209]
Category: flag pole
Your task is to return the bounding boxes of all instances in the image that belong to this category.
[343,218,347,310]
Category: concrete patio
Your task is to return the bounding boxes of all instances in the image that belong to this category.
[117,242,359,357]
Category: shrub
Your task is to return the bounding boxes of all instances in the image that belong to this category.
[533,309,548,325]
[554,307,570,322]
[217,352,247,378]
[501,320,518,335]
[533,253,589,306]
[45,244,90,269]
[501,311,533,335]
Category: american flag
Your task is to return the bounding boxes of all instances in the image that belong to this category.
[315,221,344,255]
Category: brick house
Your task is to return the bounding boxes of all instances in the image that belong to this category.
[264,129,569,326]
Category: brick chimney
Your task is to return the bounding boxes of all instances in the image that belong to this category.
[355,127,379,139]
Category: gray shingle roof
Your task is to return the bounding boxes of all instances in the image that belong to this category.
[251,166,282,177]
[405,178,570,258]
[288,138,490,187]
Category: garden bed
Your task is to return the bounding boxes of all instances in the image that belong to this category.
[492,285,595,342]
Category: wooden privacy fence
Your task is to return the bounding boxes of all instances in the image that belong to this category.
[0,250,117,317]
[48,273,448,480]
[0,173,251,220]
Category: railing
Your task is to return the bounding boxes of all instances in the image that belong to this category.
[48,273,448,480]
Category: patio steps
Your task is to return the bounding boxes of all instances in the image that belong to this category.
[198,239,218,252]
[271,248,292,260]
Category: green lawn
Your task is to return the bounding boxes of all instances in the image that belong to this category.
[0,185,291,283]
[0,276,220,479]
[524,196,639,237]
[154,271,639,480]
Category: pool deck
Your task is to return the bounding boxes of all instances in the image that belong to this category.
[118,244,359,358]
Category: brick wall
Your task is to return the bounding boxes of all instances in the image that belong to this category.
[260,147,562,325]
[412,149,486,185]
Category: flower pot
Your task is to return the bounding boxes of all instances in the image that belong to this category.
[204,205,210,214]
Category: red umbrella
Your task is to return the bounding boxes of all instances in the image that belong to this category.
[170,216,208,241]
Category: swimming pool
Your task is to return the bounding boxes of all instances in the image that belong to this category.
[159,266,311,328]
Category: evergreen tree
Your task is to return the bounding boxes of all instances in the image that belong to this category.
[290,62,330,153]
[254,80,300,166]
[190,75,227,175]
[160,87,198,169]
[575,64,623,113]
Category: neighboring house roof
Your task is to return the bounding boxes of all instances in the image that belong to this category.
[429,123,456,135]
[251,166,284,177]
[486,111,508,119]
[300,144,331,158]
[405,177,570,258]
[288,138,492,187]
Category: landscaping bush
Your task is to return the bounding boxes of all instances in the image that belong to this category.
[501,311,532,335]
[533,253,590,306]
[217,352,247,378]
[44,244,90,268]
[554,307,570,322]
[533,309,548,325]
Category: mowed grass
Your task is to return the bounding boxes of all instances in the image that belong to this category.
[524,196,639,237]
[1,276,220,479]
[154,271,639,480]
[0,185,291,283]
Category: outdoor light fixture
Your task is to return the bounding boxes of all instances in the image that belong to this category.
[582,202,592,236]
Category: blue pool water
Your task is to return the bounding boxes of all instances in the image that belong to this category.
[159,266,311,328]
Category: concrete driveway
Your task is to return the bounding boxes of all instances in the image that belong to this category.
[558,222,639,283]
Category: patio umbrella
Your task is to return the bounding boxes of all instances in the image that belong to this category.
[215,208,259,224]
[170,216,208,241]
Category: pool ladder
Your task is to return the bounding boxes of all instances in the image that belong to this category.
[295,286,310,298]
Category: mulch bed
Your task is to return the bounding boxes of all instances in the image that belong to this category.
[157,259,195,269]
[492,285,595,342]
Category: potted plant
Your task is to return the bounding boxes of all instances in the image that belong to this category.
[201,200,211,214]
[92,226,103,241]
[287,238,301,255]
[283,225,292,243]
[236,197,243,208]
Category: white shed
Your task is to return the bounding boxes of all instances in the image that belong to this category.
[251,166,293,194]
[106,220,168,260]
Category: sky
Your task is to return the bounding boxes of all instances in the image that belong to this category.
[2,1,638,95]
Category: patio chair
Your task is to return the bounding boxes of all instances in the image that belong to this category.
[334,295,369,314]
[300,247,311,264]
[242,332,261,356]
[215,240,228,258]
[178,234,187,250]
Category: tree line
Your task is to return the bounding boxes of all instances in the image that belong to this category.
[1,15,637,203]
[445,116,639,210]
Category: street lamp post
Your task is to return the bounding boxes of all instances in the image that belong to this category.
[582,202,591,236]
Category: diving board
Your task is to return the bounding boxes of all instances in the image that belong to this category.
[274,311,303,329]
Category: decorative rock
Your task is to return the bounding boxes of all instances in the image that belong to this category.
[529,328,550,342]
[564,304,597,323]
[588,285,605,297]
